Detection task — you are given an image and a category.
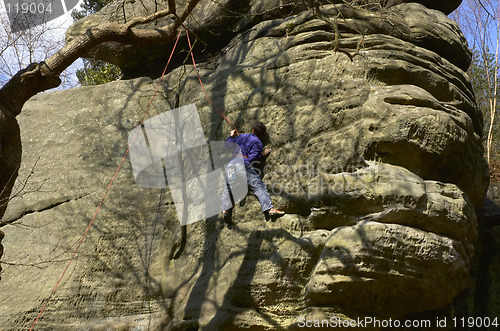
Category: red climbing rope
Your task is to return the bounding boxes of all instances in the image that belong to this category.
[28,29,183,331]
[29,27,239,330]
[185,29,239,135]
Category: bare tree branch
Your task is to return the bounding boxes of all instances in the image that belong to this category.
[478,0,494,18]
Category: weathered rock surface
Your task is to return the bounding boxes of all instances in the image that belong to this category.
[305,221,469,315]
[0,0,490,329]
[66,0,468,78]
[66,0,309,78]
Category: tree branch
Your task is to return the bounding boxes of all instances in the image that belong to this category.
[0,0,201,116]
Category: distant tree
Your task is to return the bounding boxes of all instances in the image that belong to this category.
[452,0,500,164]
[71,0,111,20]
[469,48,500,157]
[76,60,122,85]
[0,13,77,88]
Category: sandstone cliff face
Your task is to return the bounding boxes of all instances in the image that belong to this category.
[66,0,463,78]
[0,0,490,329]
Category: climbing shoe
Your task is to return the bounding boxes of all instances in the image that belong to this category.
[222,209,234,229]
[267,208,285,216]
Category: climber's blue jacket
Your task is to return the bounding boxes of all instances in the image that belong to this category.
[226,133,263,165]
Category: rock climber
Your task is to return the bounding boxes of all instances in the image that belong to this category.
[222,122,285,226]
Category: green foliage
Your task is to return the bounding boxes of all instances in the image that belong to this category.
[72,0,122,86]
[71,0,110,20]
[76,60,122,86]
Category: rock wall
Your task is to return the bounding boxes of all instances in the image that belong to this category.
[453,184,500,327]
[0,0,491,329]
[66,0,463,78]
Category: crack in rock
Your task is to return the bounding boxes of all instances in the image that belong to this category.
[0,194,90,227]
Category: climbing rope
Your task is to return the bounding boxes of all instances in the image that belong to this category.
[29,29,183,331]
[185,29,239,135]
[29,27,238,330]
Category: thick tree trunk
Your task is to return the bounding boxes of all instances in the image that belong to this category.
[0,109,21,219]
